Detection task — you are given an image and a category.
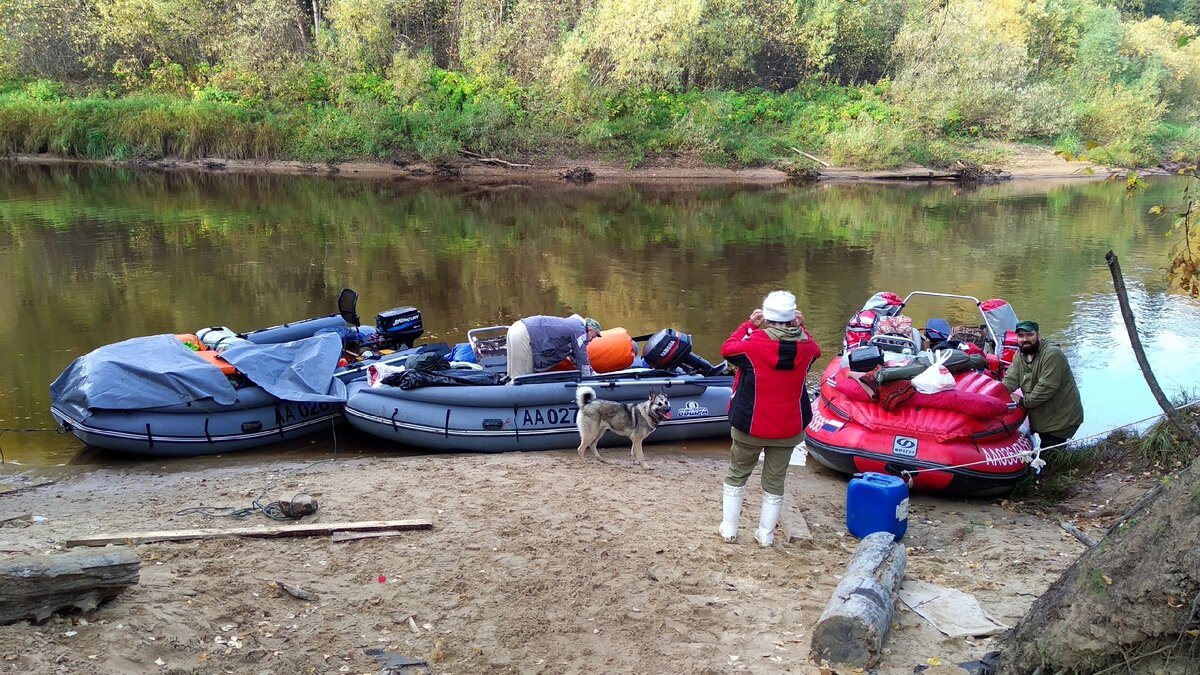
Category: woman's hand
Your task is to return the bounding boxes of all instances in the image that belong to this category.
[792,310,805,328]
[750,309,765,328]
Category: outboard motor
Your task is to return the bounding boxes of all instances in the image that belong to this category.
[642,328,726,376]
[375,306,423,349]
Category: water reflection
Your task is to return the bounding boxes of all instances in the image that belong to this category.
[0,163,1196,465]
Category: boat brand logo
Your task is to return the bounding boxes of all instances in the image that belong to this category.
[892,436,918,457]
[809,410,844,434]
[674,400,709,418]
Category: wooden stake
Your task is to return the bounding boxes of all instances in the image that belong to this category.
[810,532,907,667]
[65,519,433,547]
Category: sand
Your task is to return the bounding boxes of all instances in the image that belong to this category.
[5,142,1140,186]
[0,444,1153,675]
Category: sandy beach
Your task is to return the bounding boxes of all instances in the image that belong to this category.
[0,440,1154,675]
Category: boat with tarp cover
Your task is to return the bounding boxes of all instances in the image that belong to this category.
[804,291,1035,497]
[50,289,442,457]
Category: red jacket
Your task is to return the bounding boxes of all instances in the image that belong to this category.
[722,321,822,439]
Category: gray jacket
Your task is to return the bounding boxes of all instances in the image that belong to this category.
[521,316,593,374]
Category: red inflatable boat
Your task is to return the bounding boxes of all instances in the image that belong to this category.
[805,291,1034,497]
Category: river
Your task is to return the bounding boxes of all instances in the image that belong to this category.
[1,163,1196,466]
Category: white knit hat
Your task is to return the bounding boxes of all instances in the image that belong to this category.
[762,291,797,323]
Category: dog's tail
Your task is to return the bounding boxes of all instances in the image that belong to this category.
[575,386,596,408]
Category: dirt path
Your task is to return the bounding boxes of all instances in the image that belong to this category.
[0,445,1146,674]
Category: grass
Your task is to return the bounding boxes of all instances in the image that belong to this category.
[0,75,1198,170]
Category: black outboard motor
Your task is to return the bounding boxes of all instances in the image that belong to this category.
[642,328,726,376]
[375,306,424,349]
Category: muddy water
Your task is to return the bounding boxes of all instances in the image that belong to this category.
[1,164,1196,466]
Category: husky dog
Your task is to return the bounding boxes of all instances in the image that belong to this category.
[574,386,671,468]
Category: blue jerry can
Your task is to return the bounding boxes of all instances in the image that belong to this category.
[846,472,909,540]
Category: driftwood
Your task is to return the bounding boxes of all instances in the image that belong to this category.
[0,480,57,497]
[0,547,140,624]
[275,580,319,602]
[1107,250,1200,449]
[1059,520,1099,547]
[810,532,907,667]
[66,519,433,547]
[462,151,532,169]
[790,147,831,167]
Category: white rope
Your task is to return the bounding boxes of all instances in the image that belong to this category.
[897,398,1200,486]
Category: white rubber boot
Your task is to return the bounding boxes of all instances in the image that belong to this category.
[718,483,747,543]
[754,492,784,547]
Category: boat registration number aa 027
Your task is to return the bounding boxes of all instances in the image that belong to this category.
[521,406,578,428]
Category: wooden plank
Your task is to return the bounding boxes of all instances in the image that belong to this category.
[0,547,140,624]
[810,532,907,668]
[65,519,433,547]
[781,508,812,544]
[0,513,31,525]
[330,530,414,544]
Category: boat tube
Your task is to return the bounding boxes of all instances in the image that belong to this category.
[49,289,440,457]
[343,368,733,452]
[805,291,1034,497]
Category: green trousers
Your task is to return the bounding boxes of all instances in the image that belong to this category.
[723,427,804,497]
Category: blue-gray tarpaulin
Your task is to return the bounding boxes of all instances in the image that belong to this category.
[220,332,346,403]
[50,335,239,420]
[50,332,347,421]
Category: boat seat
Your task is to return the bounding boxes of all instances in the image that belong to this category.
[195,350,239,376]
[925,318,951,344]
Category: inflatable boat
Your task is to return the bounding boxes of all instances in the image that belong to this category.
[344,326,734,453]
[805,291,1034,497]
[50,289,439,457]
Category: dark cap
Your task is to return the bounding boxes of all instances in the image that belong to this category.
[1015,320,1039,334]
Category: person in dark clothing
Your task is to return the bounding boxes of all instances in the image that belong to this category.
[1002,320,1084,449]
[506,314,601,379]
[717,291,822,547]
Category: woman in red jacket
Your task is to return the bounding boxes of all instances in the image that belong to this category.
[718,290,821,546]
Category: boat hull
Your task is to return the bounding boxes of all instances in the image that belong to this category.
[805,359,1031,497]
[344,372,733,453]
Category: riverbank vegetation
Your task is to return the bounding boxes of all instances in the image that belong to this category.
[2,0,1200,169]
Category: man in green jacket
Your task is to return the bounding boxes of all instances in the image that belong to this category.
[1003,320,1084,449]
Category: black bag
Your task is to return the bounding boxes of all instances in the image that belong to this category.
[848,345,884,372]
[405,351,450,373]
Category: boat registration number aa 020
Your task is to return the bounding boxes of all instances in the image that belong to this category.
[521,406,578,428]
[274,402,336,426]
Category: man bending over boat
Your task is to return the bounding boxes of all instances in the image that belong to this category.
[717,291,822,547]
[506,314,601,380]
[1003,320,1084,450]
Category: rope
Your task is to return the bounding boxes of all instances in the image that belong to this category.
[0,426,69,464]
[896,398,1200,486]
[174,417,340,521]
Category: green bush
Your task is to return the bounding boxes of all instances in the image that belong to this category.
[826,116,913,169]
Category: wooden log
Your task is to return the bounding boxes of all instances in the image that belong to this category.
[809,532,907,668]
[65,519,433,547]
[1059,520,1098,547]
[0,547,140,624]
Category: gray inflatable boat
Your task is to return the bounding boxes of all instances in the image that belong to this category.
[343,369,733,453]
[49,289,436,457]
